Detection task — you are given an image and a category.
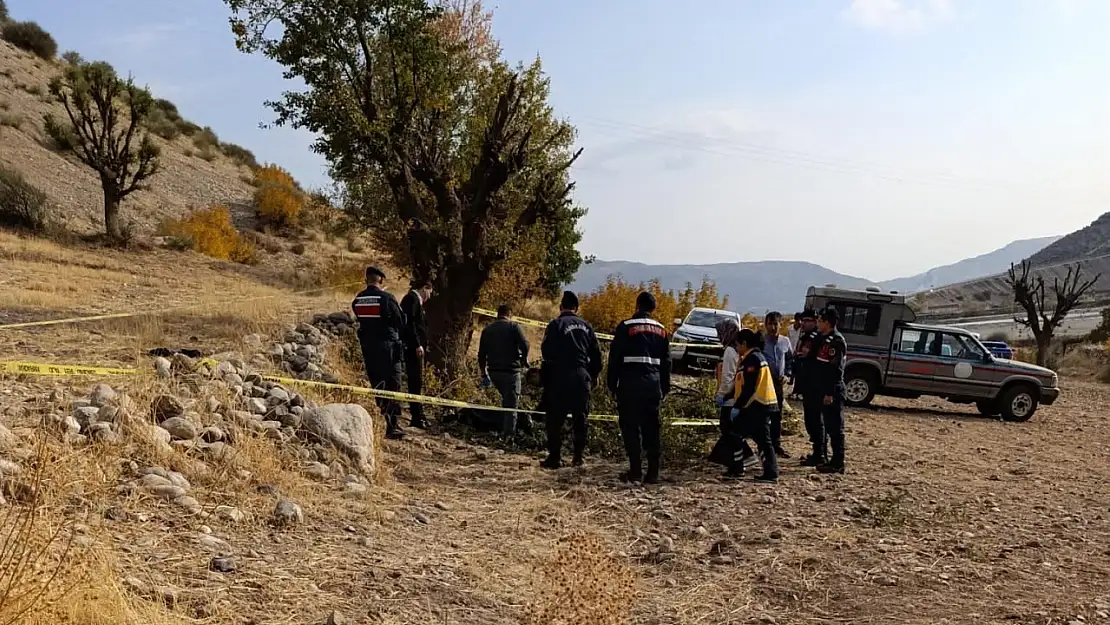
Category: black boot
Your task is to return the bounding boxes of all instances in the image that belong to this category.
[722,464,745,479]
[540,455,561,470]
[817,458,845,474]
[572,454,585,468]
[644,457,660,485]
[385,415,405,440]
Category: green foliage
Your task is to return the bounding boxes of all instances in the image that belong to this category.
[0,166,49,232]
[1,20,57,59]
[60,50,82,66]
[220,141,258,168]
[44,60,161,241]
[0,0,8,23]
[1089,307,1110,344]
[226,0,586,375]
[192,126,220,150]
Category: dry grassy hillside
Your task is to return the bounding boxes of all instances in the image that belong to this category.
[0,40,257,236]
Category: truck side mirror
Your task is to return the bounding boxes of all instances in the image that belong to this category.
[982,352,993,363]
[673,318,682,326]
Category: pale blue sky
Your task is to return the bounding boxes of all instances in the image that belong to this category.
[7,0,1110,279]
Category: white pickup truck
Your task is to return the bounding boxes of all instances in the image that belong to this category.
[669,307,737,372]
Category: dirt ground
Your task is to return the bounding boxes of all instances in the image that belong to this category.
[3,234,1110,625]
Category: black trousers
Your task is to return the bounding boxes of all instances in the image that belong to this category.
[617,387,662,477]
[404,348,425,422]
[802,391,827,458]
[823,394,846,463]
[362,341,402,432]
[545,370,591,462]
[718,405,754,460]
[771,376,785,449]
[733,406,779,478]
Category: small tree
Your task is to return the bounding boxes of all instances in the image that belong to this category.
[43,61,160,241]
[1006,259,1101,366]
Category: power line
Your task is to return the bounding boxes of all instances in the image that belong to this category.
[571,115,1103,200]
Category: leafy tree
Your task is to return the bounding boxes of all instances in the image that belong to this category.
[0,1,8,23]
[1,21,57,59]
[1006,259,1101,366]
[579,276,729,334]
[226,0,585,374]
[44,61,160,241]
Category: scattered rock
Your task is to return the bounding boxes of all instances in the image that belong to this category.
[209,556,237,573]
[304,462,330,481]
[343,482,368,498]
[153,395,186,421]
[198,534,230,552]
[324,610,347,625]
[247,398,268,415]
[89,383,117,407]
[273,500,304,526]
[154,357,173,378]
[302,404,376,475]
[0,424,17,450]
[73,405,100,427]
[0,459,21,476]
[215,505,246,523]
[159,417,198,441]
[149,484,188,501]
[710,555,734,565]
[200,426,225,443]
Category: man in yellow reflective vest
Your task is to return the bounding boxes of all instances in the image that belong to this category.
[726,328,780,483]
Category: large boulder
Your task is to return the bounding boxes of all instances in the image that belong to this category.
[302,404,376,475]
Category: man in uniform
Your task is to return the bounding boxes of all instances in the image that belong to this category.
[792,309,826,466]
[540,291,603,469]
[607,292,670,484]
[400,279,433,429]
[810,307,848,474]
[352,266,406,440]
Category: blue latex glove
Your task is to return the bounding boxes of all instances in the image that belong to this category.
[729,407,740,422]
[479,375,491,389]
[714,396,726,407]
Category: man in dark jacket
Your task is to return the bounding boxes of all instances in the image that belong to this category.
[478,304,531,437]
[810,307,848,474]
[540,291,603,469]
[352,266,406,439]
[400,279,433,429]
[792,309,827,466]
[607,292,670,484]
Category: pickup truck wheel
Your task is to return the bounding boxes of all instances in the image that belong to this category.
[843,369,877,407]
[975,400,1001,417]
[1000,385,1038,422]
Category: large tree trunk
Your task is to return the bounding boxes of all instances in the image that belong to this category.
[424,260,487,379]
[1034,333,1052,367]
[102,183,122,241]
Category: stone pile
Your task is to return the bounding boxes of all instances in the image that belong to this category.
[309,311,357,338]
[252,322,341,384]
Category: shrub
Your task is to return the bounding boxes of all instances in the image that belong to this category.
[220,142,258,169]
[192,126,219,150]
[0,0,8,23]
[60,50,82,66]
[0,166,49,232]
[1088,307,1110,344]
[316,257,366,293]
[252,164,303,229]
[1,21,58,60]
[162,205,257,265]
[579,275,729,334]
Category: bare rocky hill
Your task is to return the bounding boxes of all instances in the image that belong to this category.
[0,40,257,236]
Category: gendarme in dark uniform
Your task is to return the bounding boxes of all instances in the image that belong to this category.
[809,307,848,474]
[606,292,670,484]
[540,291,603,469]
[792,309,827,466]
[352,266,406,439]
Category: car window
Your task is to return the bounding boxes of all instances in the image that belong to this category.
[940,333,985,361]
[896,329,939,354]
[685,310,734,328]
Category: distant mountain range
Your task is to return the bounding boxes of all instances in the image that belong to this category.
[569,236,1061,313]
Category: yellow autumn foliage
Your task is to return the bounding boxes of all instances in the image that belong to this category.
[164,205,257,265]
[252,164,303,228]
[578,276,730,334]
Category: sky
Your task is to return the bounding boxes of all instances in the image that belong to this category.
[7,0,1110,280]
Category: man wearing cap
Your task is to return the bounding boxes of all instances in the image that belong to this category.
[352,266,407,440]
[810,307,848,474]
[400,279,433,429]
[792,309,827,466]
[540,291,603,469]
[607,292,671,484]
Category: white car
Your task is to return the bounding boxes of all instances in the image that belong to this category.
[670,307,739,372]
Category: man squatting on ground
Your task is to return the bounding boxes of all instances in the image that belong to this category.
[540,291,603,469]
[607,291,671,484]
[400,279,433,430]
[351,266,407,440]
[477,304,532,437]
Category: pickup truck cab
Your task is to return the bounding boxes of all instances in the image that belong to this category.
[980,340,1015,359]
[805,286,1060,422]
[669,307,737,372]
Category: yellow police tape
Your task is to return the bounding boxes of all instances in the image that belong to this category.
[470,307,723,351]
[0,360,717,427]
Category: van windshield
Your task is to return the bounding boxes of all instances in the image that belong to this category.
[685,310,734,328]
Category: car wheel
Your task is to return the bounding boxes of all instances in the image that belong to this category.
[1000,385,1038,422]
[843,368,877,407]
[975,400,1001,417]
